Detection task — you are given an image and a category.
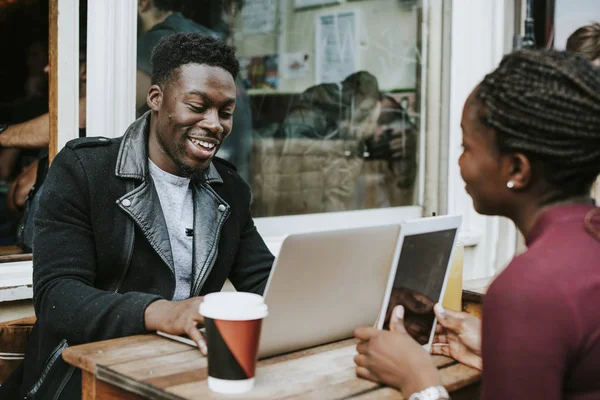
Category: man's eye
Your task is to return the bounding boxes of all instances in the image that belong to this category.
[189,105,206,113]
[220,112,233,119]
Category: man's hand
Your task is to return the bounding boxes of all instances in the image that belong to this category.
[354,306,443,398]
[431,304,482,370]
[144,297,207,354]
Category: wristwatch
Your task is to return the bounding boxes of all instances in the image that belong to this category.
[408,386,450,400]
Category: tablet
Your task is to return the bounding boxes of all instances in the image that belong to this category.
[377,215,461,351]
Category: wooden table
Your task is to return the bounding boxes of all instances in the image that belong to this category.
[63,334,481,400]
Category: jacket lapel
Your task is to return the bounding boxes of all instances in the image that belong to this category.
[117,180,174,273]
[114,113,175,273]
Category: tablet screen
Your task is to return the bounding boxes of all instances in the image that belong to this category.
[381,228,457,345]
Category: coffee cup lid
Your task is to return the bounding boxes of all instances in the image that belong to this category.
[199,292,268,321]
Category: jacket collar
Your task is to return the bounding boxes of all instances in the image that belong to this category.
[114,112,223,184]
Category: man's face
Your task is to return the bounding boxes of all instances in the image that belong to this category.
[148,64,236,178]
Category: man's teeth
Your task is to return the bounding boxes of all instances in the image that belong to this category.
[190,138,216,149]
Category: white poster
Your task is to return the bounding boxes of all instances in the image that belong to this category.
[242,0,276,35]
[315,10,360,84]
[294,0,341,9]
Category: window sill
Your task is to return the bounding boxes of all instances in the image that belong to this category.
[0,261,33,303]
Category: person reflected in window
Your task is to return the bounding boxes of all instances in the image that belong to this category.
[353,50,600,399]
[279,71,381,142]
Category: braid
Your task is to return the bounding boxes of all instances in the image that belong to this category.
[477,50,600,197]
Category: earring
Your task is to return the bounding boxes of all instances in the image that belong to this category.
[507,181,515,189]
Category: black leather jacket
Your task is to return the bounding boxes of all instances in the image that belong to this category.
[2,113,273,400]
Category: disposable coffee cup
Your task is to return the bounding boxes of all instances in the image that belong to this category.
[199,292,268,394]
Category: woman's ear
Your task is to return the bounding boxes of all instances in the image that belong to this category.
[507,153,532,190]
[147,85,162,111]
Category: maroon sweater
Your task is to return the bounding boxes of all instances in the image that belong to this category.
[482,205,600,400]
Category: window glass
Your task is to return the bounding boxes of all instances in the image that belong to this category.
[138,0,423,217]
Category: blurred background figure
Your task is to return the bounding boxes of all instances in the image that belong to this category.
[278,70,381,141]
[566,22,600,204]
[566,22,600,64]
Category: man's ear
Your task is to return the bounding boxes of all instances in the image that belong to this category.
[147,84,162,111]
[507,153,532,190]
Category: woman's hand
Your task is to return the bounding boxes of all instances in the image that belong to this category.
[354,306,443,398]
[431,304,482,370]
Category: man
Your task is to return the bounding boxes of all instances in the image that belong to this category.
[1,33,274,400]
[136,0,252,182]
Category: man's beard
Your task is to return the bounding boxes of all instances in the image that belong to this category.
[157,133,209,181]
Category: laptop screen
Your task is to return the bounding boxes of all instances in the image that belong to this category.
[382,228,458,344]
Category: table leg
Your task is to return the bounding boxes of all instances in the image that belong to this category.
[82,371,145,400]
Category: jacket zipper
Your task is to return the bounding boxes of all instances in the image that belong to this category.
[26,340,67,399]
[192,208,229,296]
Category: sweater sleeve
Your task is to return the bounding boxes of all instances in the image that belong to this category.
[481,256,580,400]
[32,147,163,345]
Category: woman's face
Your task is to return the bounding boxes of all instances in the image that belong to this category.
[458,90,513,216]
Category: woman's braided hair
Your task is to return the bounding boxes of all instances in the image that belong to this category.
[476,50,600,198]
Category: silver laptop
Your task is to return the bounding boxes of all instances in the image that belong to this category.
[258,224,401,358]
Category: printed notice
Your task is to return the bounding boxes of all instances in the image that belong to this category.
[315,10,359,84]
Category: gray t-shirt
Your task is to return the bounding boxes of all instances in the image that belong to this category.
[149,159,194,301]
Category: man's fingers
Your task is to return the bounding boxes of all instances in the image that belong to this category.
[354,326,379,340]
[356,341,369,355]
[186,324,207,355]
[354,354,370,368]
[355,366,379,383]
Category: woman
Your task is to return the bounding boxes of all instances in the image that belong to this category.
[353,49,600,399]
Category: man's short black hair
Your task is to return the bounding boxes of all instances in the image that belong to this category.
[150,33,240,87]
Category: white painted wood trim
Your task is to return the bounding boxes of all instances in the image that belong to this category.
[56,0,80,151]
[417,0,430,209]
[86,0,137,139]
[447,0,517,280]
[0,261,33,303]
[254,206,422,238]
